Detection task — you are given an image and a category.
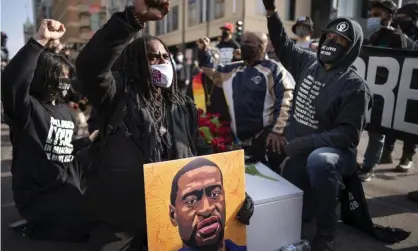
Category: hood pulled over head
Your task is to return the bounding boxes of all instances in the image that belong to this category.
[317,17,364,69]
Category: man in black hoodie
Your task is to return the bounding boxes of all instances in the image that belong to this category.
[262,1,371,250]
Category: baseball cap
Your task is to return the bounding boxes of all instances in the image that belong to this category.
[322,20,354,42]
[220,23,234,31]
[368,0,398,14]
[397,3,418,20]
[292,16,314,34]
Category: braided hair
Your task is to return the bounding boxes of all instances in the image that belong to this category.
[118,36,185,123]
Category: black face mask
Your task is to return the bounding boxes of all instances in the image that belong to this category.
[221,31,230,39]
[319,39,347,64]
[241,44,257,60]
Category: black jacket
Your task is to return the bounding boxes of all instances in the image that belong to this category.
[267,13,371,155]
[366,27,407,49]
[1,39,91,224]
[76,9,212,232]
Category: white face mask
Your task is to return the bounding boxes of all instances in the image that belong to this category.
[150,63,174,88]
[367,17,381,31]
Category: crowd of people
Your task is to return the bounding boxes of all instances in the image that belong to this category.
[1,0,417,250]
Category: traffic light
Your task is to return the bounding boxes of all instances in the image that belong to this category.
[235,21,243,42]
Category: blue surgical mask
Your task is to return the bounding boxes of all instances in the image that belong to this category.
[367,17,382,31]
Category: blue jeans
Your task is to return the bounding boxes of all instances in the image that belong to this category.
[282,147,357,235]
[363,132,385,171]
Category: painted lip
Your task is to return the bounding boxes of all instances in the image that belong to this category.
[196,216,221,238]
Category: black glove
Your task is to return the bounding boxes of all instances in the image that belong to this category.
[284,137,313,158]
[262,0,276,11]
[236,192,254,225]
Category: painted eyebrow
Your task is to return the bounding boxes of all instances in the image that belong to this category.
[182,189,203,201]
[204,185,223,196]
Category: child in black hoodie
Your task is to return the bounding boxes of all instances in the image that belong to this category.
[1,19,95,242]
[262,1,372,250]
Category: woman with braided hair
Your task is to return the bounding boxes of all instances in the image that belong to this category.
[76,1,253,250]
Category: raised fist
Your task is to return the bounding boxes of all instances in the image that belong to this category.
[262,0,276,11]
[196,37,210,50]
[133,0,170,22]
[34,19,66,46]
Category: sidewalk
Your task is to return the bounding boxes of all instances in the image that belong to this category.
[1,124,417,250]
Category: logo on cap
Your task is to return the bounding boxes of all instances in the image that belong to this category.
[336,22,349,32]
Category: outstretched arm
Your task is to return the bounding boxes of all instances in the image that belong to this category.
[262,0,316,79]
[75,8,142,109]
[76,0,171,110]
[196,38,242,87]
[1,19,65,127]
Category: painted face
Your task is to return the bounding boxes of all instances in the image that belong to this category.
[170,165,226,249]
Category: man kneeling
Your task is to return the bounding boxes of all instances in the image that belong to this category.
[197,32,294,166]
[261,0,372,250]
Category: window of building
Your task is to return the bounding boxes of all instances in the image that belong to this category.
[188,0,207,26]
[156,20,165,35]
[199,0,207,23]
[90,13,101,31]
[287,0,296,20]
[282,0,296,20]
[168,5,179,32]
[233,0,237,13]
[156,5,179,35]
[211,0,225,19]
[188,0,199,26]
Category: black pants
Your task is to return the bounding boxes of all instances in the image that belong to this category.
[384,135,416,155]
[281,148,357,235]
[246,129,287,170]
[87,223,147,251]
[19,183,89,242]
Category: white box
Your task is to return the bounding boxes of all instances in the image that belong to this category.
[245,162,304,251]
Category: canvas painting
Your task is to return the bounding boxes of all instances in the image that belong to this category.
[144,150,247,251]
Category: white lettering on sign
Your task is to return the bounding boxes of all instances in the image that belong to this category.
[394,58,418,135]
[354,56,418,135]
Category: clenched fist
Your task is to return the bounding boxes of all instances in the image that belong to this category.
[133,0,170,22]
[196,37,210,50]
[34,19,66,47]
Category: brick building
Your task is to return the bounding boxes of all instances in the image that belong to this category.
[50,0,107,45]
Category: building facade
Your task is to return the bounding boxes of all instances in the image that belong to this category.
[33,0,53,29]
[49,0,108,45]
[144,0,311,49]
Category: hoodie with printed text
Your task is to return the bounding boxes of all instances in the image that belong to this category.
[267,13,372,155]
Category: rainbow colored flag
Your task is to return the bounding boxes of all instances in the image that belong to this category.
[192,72,206,112]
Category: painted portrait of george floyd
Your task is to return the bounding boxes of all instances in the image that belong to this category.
[144,150,247,251]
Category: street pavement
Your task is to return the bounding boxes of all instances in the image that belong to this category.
[1,123,417,251]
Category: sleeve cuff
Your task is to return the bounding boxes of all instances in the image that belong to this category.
[29,38,46,51]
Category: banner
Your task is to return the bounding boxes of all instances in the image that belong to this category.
[353,46,418,140]
[144,151,247,251]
